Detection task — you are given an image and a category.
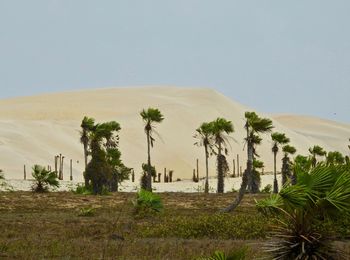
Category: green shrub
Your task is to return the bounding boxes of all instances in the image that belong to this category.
[133,189,163,216]
[138,213,267,239]
[72,184,93,195]
[261,184,272,193]
[31,165,59,192]
[78,206,95,217]
[196,247,248,260]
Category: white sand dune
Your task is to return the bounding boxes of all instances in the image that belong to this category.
[0,86,349,183]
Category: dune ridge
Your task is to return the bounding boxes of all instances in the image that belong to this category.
[0,86,349,181]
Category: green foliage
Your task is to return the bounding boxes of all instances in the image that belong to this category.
[327,151,345,165]
[256,164,350,259]
[139,213,268,239]
[133,189,163,216]
[196,247,248,260]
[72,184,93,195]
[0,169,3,180]
[83,117,130,194]
[261,184,272,193]
[31,165,59,192]
[282,144,296,155]
[271,132,290,146]
[78,206,95,217]
[245,112,274,134]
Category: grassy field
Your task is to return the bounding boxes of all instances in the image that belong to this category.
[0,191,349,259]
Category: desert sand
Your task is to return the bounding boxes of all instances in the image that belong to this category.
[0,86,349,183]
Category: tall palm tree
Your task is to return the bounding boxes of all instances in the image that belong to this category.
[281,144,296,185]
[194,122,214,193]
[308,145,327,167]
[80,116,95,186]
[222,111,273,212]
[85,121,121,194]
[209,118,234,193]
[271,132,290,193]
[326,151,345,166]
[140,108,164,192]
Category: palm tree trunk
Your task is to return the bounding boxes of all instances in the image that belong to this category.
[222,142,252,212]
[273,151,278,193]
[146,130,152,192]
[222,125,252,212]
[217,143,224,193]
[83,142,89,186]
[204,144,209,194]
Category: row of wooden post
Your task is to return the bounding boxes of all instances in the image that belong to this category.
[130,168,174,183]
[192,154,251,182]
[23,154,73,181]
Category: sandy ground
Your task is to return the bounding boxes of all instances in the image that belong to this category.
[0,86,349,181]
[1,174,280,193]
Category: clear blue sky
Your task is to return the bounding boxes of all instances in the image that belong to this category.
[0,1,349,122]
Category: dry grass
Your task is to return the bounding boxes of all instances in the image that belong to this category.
[0,192,349,259]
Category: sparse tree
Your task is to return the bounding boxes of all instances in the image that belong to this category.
[222,112,273,212]
[80,116,95,186]
[281,145,296,185]
[140,108,164,192]
[271,132,290,193]
[308,145,327,167]
[194,122,214,193]
[209,118,234,193]
[326,151,345,166]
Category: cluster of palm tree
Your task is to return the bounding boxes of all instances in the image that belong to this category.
[194,118,234,193]
[80,117,131,194]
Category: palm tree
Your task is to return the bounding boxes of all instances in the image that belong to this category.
[308,145,327,167]
[326,151,345,166]
[31,165,59,192]
[271,132,290,193]
[222,111,273,212]
[281,144,296,185]
[194,122,214,193]
[256,164,350,259]
[209,118,234,193]
[80,116,95,186]
[140,108,164,192]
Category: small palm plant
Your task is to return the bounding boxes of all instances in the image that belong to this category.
[140,108,164,192]
[271,132,290,193]
[256,164,350,259]
[194,122,214,193]
[133,189,163,216]
[32,165,59,192]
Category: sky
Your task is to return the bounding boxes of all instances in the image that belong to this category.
[0,1,349,123]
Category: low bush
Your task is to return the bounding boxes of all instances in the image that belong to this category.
[138,213,268,239]
[133,189,163,216]
[78,206,95,217]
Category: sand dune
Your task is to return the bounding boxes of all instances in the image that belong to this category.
[0,86,349,181]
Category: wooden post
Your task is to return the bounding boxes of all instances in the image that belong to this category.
[153,174,156,182]
[54,155,58,177]
[131,169,135,182]
[232,159,236,177]
[262,167,264,175]
[70,159,73,181]
[164,168,167,183]
[193,169,197,182]
[240,166,242,176]
[237,154,240,177]
[24,165,26,180]
[158,173,161,183]
[196,159,199,181]
[169,170,173,182]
